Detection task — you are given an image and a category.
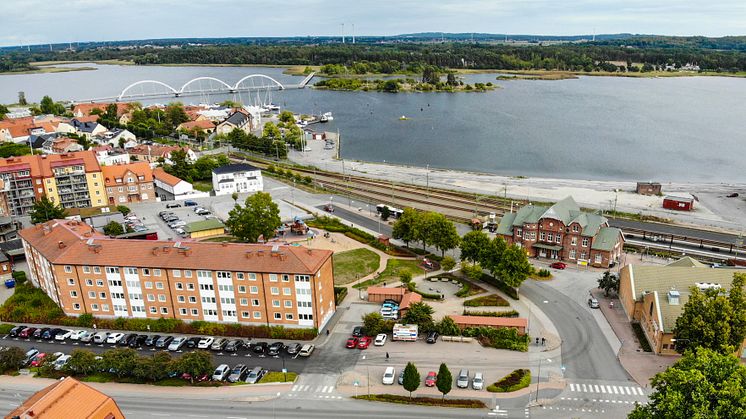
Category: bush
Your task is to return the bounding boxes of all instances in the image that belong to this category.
[477,272,519,300]
[334,286,348,305]
[462,310,520,318]
[462,326,529,352]
[487,369,531,392]
[11,271,26,285]
[537,269,551,278]
[463,294,510,307]
[0,324,14,334]
[352,394,485,408]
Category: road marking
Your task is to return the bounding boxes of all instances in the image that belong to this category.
[635,387,644,395]
[600,385,606,393]
[291,385,299,391]
[226,417,248,419]
[569,383,576,391]
[581,384,588,392]
[593,385,600,392]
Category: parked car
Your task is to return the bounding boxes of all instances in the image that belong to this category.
[245,366,266,384]
[346,337,359,349]
[425,371,437,387]
[210,338,228,351]
[550,262,567,270]
[426,331,439,344]
[79,331,94,343]
[588,298,600,309]
[174,227,186,236]
[197,337,214,349]
[357,336,372,349]
[23,348,39,366]
[106,332,125,344]
[298,344,314,357]
[252,342,268,355]
[119,334,136,346]
[457,369,470,388]
[185,337,202,349]
[69,330,87,340]
[144,335,161,347]
[92,332,109,344]
[129,334,148,348]
[155,336,174,348]
[225,339,245,353]
[42,328,63,340]
[398,369,405,385]
[374,334,387,346]
[168,337,187,351]
[54,330,73,341]
[159,211,174,219]
[33,328,50,339]
[382,367,395,385]
[228,364,249,383]
[267,342,285,356]
[285,343,302,355]
[9,325,25,337]
[352,326,364,337]
[165,203,181,209]
[181,372,209,382]
[472,372,484,390]
[184,200,198,207]
[30,353,47,367]
[19,327,37,338]
[53,354,71,370]
[212,364,231,381]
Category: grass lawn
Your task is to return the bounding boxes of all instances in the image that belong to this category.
[192,180,213,193]
[258,371,298,383]
[353,259,424,289]
[333,248,381,285]
[464,294,510,307]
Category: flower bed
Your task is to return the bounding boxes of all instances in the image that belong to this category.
[463,294,510,307]
[487,369,531,392]
[352,394,485,408]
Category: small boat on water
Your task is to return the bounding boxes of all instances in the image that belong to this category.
[266,103,280,111]
[320,112,333,122]
[399,115,409,120]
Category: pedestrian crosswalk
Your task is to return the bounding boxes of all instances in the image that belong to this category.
[568,383,645,397]
[287,384,342,399]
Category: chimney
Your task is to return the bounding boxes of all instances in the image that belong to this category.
[257,250,264,257]
[279,253,287,261]
[152,247,161,256]
[162,246,172,253]
[245,251,253,259]
[57,241,66,248]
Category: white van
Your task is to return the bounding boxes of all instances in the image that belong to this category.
[382,367,395,385]
[472,372,484,390]
[457,369,470,388]
[298,344,315,357]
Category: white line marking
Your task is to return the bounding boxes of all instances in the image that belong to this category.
[570,383,576,391]
[600,385,606,393]
[636,387,644,395]
[593,385,600,392]
[582,384,588,392]
[625,387,632,395]
[612,386,619,394]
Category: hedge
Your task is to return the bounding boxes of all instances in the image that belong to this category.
[462,326,529,352]
[352,394,485,408]
[463,294,510,307]
[631,322,653,352]
[334,286,348,305]
[477,272,519,300]
[11,271,27,285]
[0,284,317,340]
[487,369,531,392]
[462,310,520,318]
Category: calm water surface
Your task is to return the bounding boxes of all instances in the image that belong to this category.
[1,64,744,183]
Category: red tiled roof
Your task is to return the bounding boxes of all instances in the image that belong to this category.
[129,144,190,158]
[6,376,124,419]
[153,167,185,187]
[366,287,407,296]
[400,292,422,310]
[73,102,129,117]
[19,219,333,274]
[0,151,101,177]
[178,120,216,131]
[101,162,153,187]
[449,315,528,328]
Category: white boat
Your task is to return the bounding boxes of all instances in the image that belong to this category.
[322,112,334,121]
[266,103,280,111]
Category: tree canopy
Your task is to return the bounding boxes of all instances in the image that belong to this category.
[460,230,491,263]
[29,195,68,224]
[226,192,281,242]
[402,302,435,331]
[402,362,421,398]
[598,270,620,297]
[436,363,453,399]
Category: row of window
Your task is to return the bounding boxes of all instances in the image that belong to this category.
[567,250,603,263]
[63,266,311,284]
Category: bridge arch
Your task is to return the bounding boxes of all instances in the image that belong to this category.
[234,74,285,90]
[178,77,234,93]
[118,80,178,101]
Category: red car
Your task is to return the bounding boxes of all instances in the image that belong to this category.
[181,372,210,382]
[345,337,359,349]
[550,262,567,270]
[30,353,47,367]
[357,336,372,349]
[425,371,437,387]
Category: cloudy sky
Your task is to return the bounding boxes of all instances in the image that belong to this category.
[2,0,745,47]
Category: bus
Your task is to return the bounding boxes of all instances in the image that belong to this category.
[376,204,404,219]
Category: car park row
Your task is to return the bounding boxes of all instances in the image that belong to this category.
[159,201,216,238]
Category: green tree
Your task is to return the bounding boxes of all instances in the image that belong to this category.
[65,349,99,375]
[493,244,532,289]
[262,122,282,141]
[29,195,68,224]
[165,102,189,128]
[414,211,436,251]
[103,221,124,236]
[446,72,458,86]
[399,269,413,286]
[279,110,295,124]
[216,154,230,166]
[226,191,281,242]
[0,346,25,372]
[391,208,419,248]
[219,100,241,108]
[460,230,491,263]
[422,66,439,84]
[382,80,399,92]
[164,149,193,182]
[18,91,27,106]
[116,205,131,216]
[598,270,619,297]
[380,205,391,221]
[177,350,213,384]
[133,351,172,382]
[100,348,138,378]
[436,363,453,400]
[362,312,386,337]
[628,347,746,419]
[673,273,746,354]
[39,95,56,115]
[402,362,421,398]
[0,104,8,119]
[426,212,461,257]
[461,262,483,281]
[485,236,508,271]
[441,256,456,272]
[403,302,435,331]
[437,316,460,336]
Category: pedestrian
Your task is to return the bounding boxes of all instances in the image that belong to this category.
[535,337,539,345]
[385,352,389,361]
[541,337,546,346]
[326,329,330,336]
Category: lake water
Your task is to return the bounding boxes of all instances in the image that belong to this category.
[1,63,744,183]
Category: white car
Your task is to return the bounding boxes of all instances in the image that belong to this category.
[69,330,87,340]
[197,337,214,349]
[168,337,187,351]
[106,332,125,344]
[54,354,71,370]
[472,372,484,390]
[382,367,395,385]
[212,364,230,381]
[54,330,73,341]
[374,334,387,346]
[92,332,109,344]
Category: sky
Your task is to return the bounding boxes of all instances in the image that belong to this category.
[2,0,745,47]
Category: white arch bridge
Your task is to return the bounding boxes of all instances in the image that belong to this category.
[108,72,315,102]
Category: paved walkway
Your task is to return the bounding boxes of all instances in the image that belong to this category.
[591,289,678,387]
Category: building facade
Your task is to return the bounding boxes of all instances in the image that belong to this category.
[0,152,106,215]
[102,162,155,205]
[212,163,263,196]
[20,219,335,330]
[496,196,624,268]
[215,110,254,135]
[152,167,209,201]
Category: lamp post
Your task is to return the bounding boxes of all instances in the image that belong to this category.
[535,357,551,403]
[281,352,287,382]
[425,164,430,201]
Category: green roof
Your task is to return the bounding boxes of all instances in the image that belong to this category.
[591,227,622,251]
[665,256,706,268]
[498,196,610,240]
[184,219,225,233]
[496,213,517,235]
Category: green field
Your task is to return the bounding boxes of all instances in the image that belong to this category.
[332,248,381,285]
[353,258,424,289]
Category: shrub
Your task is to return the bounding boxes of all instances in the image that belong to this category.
[454,282,471,298]
[11,271,26,285]
[334,286,348,305]
[537,269,551,278]
[462,326,529,352]
[0,324,14,334]
[352,394,485,408]
[462,310,520,318]
[487,369,531,392]
[463,294,510,307]
[477,272,519,300]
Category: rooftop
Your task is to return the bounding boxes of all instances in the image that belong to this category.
[212,163,260,175]
[101,162,153,186]
[449,315,528,329]
[366,287,407,296]
[184,218,225,233]
[153,167,186,187]
[6,376,124,419]
[0,151,101,177]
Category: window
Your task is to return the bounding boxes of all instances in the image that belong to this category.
[272,300,280,307]
[649,302,654,316]
[132,306,145,313]
[199,284,214,291]
[177,295,185,303]
[218,284,234,292]
[252,299,260,306]
[156,282,164,290]
[282,274,290,282]
[172,270,181,278]
[203,309,218,316]
[269,274,278,282]
[283,287,291,296]
[67,278,75,285]
[129,293,142,300]
[191,309,199,316]
[222,310,236,317]
[125,267,138,275]
[144,281,153,289]
[569,249,576,259]
[248,273,257,281]
[184,270,192,278]
[150,307,157,314]
[580,251,587,260]
[582,238,589,247]
[126,280,139,288]
[189,296,197,303]
[70,290,78,297]
[105,267,119,274]
[285,313,294,320]
[242,311,249,318]
[102,304,109,311]
[573,224,579,232]
[99,292,107,299]
[175,282,183,290]
[64,265,72,273]
[180,308,187,315]
[108,279,122,287]
[153,269,161,277]
[539,232,546,241]
[217,271,231,279]
[240,298,248,305]
[237,285,246,293]
[187,283,195,291]
[158,294,166,302]
[284,300,292,308]
[237,273,245,280]
[595,254,602,263]
[249,286,258,294]
[270,287,279,295]
[142,268,150,276]
[253,311,261,319]
[202,297,216,304]
[91,304,99,311]
[82,266,91,273]
[556,234,562,243]
[299,314,313,321]
[147,294,155,302]
[96,280,104,287]
[220,297,235,305]
[94,266,101,274]
[571,237,577,246]
[295,275,310,282]
[161,307,168,314]
[274,313,281,320]
[73,303,81,310]
[547,232,553,241]
[88,291,96,299]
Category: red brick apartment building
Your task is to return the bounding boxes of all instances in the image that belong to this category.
[20,219,335,330]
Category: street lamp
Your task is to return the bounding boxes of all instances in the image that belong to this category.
[535,357,552,403]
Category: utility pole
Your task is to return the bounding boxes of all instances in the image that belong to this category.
[425,164,430,202]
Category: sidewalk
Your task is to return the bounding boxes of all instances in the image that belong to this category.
[592,289,678,387]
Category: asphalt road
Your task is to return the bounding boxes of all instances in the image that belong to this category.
[520,280,629,382]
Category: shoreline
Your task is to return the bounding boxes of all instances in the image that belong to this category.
[0,66,97,76]
[286,142,746,233]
